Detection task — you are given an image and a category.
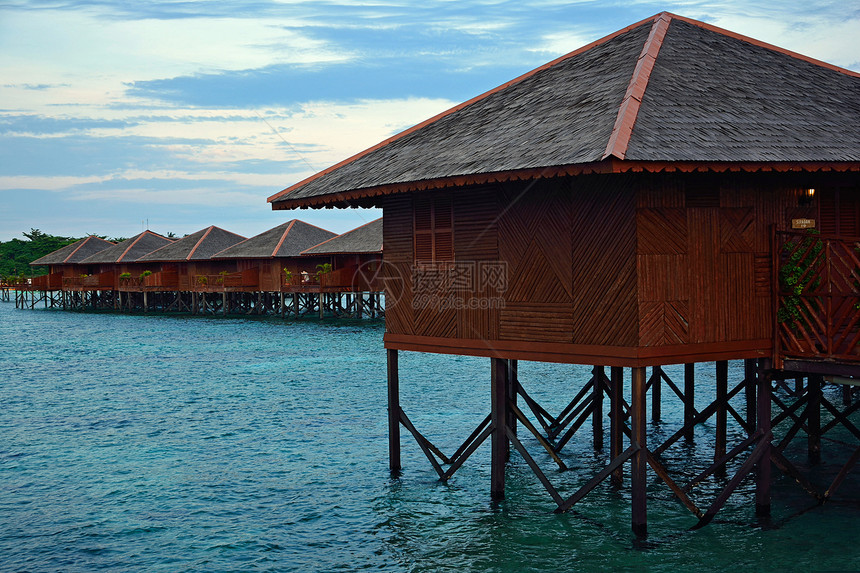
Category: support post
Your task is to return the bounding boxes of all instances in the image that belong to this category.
[593,366,604,450]
[715,360,728,466]
[744,359,757,435]
[491,357,509,500]
[610,366,624,487]
[651,365,662,422]
[756,360,772,518]
[631,366,647,538]
[808,375,822,464]
[387,349,401,473]
[507,359,518,459]
[684,363,695,441]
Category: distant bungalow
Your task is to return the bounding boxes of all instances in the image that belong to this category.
[268,13,860,536]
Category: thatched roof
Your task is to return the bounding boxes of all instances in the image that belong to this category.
[269,12,860,210]
[137,226,246,262]
[78,231,174,264]
[30,236,115,266]
[302,218,382,255]
[214,220,336,259]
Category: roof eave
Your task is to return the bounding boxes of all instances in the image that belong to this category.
[271,160,860,209]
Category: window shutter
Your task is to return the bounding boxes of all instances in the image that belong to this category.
[415,197,432,231]
[435,231,454,261]
[415,233,433,262]
[413,193,455,262]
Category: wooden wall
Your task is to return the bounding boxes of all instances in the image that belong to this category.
[381,171,853,365]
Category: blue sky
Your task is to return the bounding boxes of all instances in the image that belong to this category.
[1,0,858,242]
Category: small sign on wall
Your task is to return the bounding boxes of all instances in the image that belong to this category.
[791,218,816,229]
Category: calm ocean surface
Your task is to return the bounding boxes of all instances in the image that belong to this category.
[1,300,858,572]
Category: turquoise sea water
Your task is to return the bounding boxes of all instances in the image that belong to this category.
[1,300,858,572]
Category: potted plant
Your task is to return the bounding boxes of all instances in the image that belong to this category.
[316,263,332,286]
[283,268,293,285]
[217,270,229,285]
[119,271,132,285]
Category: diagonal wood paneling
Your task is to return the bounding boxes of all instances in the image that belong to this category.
[720,207,755,252]
[572,179,638,346]
[506,239,571,303]
[639,300,689,346]
[637,208,687,254]
[383,261,414,336]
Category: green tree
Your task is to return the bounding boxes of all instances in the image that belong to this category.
[0,229,80,280]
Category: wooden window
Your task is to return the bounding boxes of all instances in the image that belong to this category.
[819,187,860,237]
[414,194,454,262]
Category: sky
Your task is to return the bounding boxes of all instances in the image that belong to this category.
[1,1,858,242]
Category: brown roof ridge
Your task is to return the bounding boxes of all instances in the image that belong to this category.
[603,12,671,160]
[117,232,148,262]
[669,13,860,79]
[186,226,214,261]
[62,236,107,264]
[272,220,296,257]
[267,12,664,205]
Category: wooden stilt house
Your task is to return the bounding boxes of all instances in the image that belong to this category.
[29,235,115,290]
[269,12,859,535]
[301,217,383,291]
[136,226,246,291]
[270,12,859,370]
[213,220,336,291]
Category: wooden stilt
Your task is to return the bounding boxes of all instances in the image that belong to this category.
[651,365,662,422]
[684,363,695,441]
[631,366,647,538]
[756,360,772,517]
[610,366,624,487]
[593,366,604,450]
[491,357,509,500]
[744,359,757,436]
[387,349,401,473]
[715,360,728,466]
[808,375,822,464]
[507,359,518,460]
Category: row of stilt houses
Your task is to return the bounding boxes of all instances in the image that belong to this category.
[267,13,860,537]
[13,218,384,319]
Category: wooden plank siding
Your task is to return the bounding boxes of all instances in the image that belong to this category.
[382,172,852,367]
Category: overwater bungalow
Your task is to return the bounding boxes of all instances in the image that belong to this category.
[268,12,860,535]
[213,219,336,292]
[29,235,115,291]
[300,217,384,317]
[136,226,247,291]
[301,217,383,291]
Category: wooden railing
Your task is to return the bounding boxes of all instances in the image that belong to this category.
[119,270,179,290]
[190,269,259,291]
[63,271,115,289]
[26,273,64,290]
[774,230,860,364]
